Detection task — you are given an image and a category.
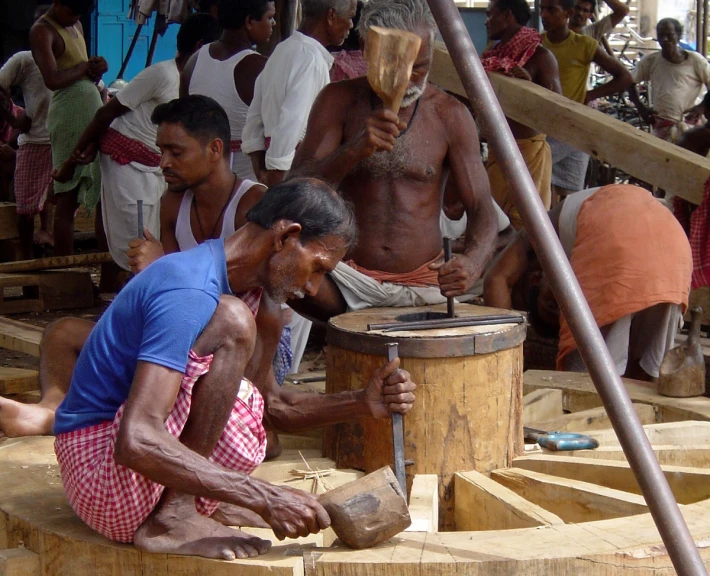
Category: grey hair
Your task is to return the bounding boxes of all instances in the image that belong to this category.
[358,0,437,41]
[301,0,353,19]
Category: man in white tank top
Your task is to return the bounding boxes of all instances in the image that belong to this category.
[64,15,219,282]
[181,0,276,181]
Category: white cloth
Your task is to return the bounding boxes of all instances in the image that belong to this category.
[100,154,163,271]
[113,59,179,154]
[242,32,334,171]
[581,15,615,42]
[288,311,311,374]
[189,44,258,180]
[439,199,511,241]
[563,303,682,378]
[633,51,710,123]
[0,51,52,145]
[558,186,601,258]
[174,178,259,250]
[330,262,447,311]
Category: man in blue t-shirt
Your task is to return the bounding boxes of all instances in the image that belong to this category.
[3,98,417,561]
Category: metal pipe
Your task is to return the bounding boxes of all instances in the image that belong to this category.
[697,0,703,54]
[703,0,709,57]
[426,1,707,573]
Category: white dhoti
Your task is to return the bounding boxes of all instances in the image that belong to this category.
[100,153,164,271]
[329,262,447,311]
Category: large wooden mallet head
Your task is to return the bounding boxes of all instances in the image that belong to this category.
[318,466,411,549]
[365,26,422,114]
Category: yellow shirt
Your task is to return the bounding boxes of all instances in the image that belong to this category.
[41,14,88,72]
[542,31,597,103]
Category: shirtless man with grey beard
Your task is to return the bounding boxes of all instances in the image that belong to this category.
[288,0,497,320]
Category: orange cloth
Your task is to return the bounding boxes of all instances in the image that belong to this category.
[556,185,692,369]
[343,251,443,288]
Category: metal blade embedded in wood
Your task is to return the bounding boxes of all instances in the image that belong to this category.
[387,342,407,495]
[443,237,454,318]
[365,26,422,114]
[368,313,525,332]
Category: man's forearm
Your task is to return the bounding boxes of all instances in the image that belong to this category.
[587,75,632,102]
[463,207,497,278]
[266,388,370,433]
[43,62,89,91]
[603,0,630,21]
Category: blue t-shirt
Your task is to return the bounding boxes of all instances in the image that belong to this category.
[54,240,232,435]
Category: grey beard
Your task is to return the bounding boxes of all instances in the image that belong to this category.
[400,74,429,109]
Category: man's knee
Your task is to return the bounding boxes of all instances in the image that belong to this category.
[41,317,93,356]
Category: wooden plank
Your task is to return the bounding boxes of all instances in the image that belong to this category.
[0,318,43,357]
[454,469,563,531]
[529,403,657,433]
[0,549,39,576]
[590,421,710,447]
[513,454,710,504]
[491,468,648,523]
[0,253,112,275]
[523,388,564,425]
[0,368,38,395]
[406,474,438,533]
[429,45,710,204]
[564,444,710,468]
[0,204,19,242]
[523,370,710,422]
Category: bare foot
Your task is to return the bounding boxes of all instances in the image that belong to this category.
[0,396,55,437]
[33,230,54,246]
[211,503,270,528]
[264,429,282,461]
[134,505,272,560]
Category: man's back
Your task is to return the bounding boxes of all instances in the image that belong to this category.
[0,51,52,145]
[54,241,230,435]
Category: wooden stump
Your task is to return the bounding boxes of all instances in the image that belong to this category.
[325,304,525,530]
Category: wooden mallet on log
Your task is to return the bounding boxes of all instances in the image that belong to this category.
[318,466,411,549]
[365,25,422,114]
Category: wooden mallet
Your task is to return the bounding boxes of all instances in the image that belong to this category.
[318,466,411,549]
[365,26,422,114]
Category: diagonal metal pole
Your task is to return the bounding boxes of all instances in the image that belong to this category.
[425,0,708,573]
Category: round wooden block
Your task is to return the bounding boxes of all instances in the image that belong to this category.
[325,303,525,530]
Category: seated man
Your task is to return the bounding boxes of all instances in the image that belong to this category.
[290,0,497,319]
[483,184,692,381]
[30,177,416,558]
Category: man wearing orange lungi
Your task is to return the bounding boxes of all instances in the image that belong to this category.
[483,184,692,381]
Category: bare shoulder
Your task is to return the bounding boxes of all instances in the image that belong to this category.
[319,77,365,104]
[29,19,54,44]
[428,85,477,137]
[235,53,268,76]
[161,189,184,220]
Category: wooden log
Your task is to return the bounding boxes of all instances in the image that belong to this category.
[317,466,411,549]
[523,370,710,422]
[491,468,648,522]
[0,253,112,275]
[454,469,564,531]
[325,304,525,530]
[513,454,710,504]
[523,388,564,425]
[0,368,38,395]
[406,474,439,533]
[0,318,43,357]
[0,549,39,576]
[429,45,710,205]
[528,403,657,433]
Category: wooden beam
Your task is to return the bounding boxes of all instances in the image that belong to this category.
[0,549,39,576]
[430,45,710,205]
[589,421,710,447]
[523,388,564,425]
[528,403,657,433]
[0,204,19,242]
[454,469,563,531]
[523,370,710,422]
[0,318,43,357]
[0,253,112,275]
[0,368,38,395]
[513,454,710,504]
[562,444,710,468]
[490,467,648,522]
[406,474,439,533]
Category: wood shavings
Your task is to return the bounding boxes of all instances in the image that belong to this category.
[284,451,335,493]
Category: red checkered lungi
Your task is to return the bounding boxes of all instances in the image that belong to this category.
[54,349,267,543]
[14,143,52,215]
